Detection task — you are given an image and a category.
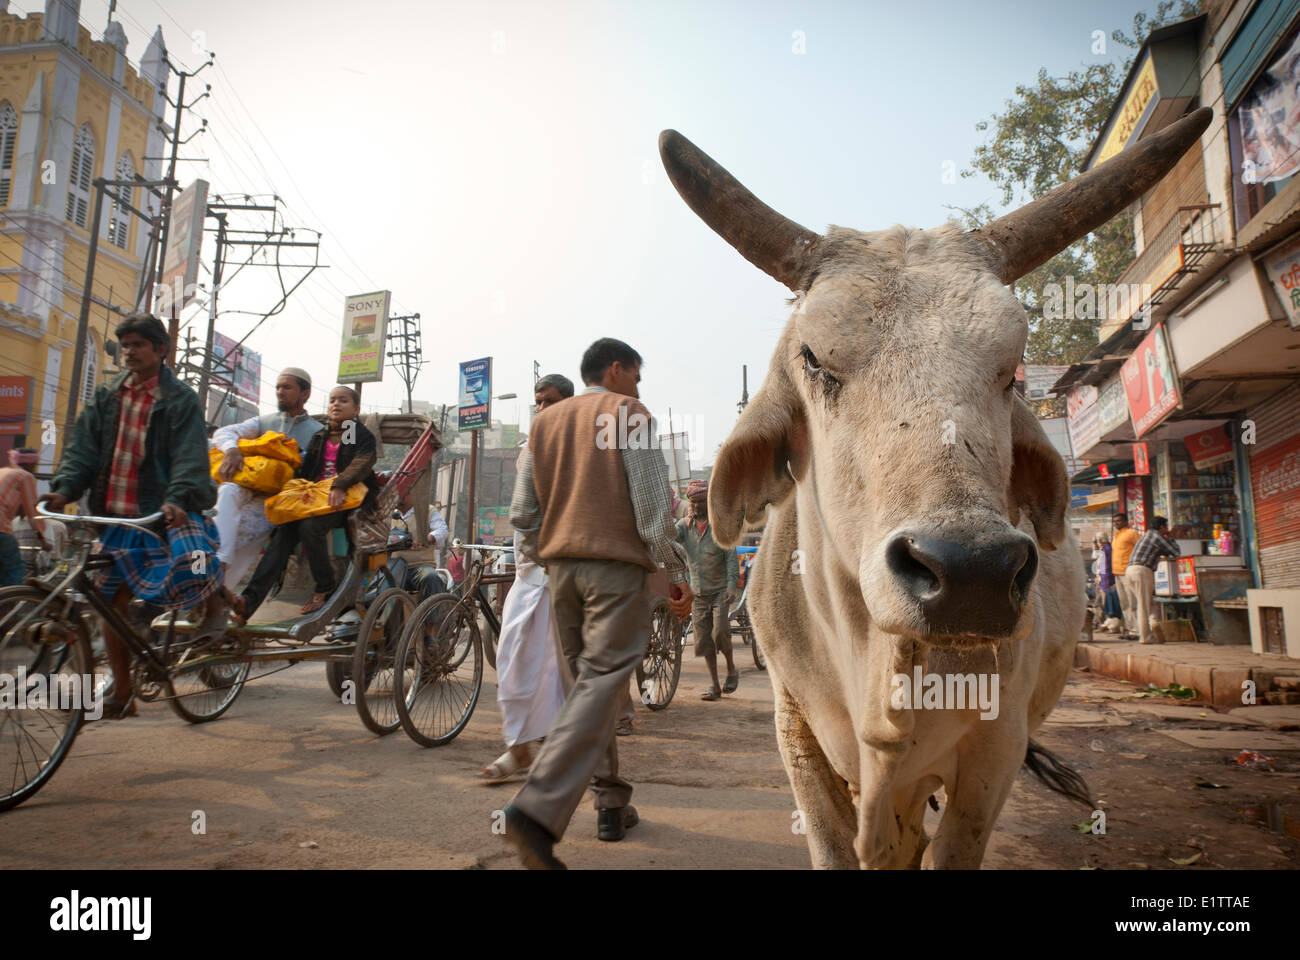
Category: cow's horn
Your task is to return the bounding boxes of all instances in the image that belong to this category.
[973,106,1212,284]
[660,130,821,291]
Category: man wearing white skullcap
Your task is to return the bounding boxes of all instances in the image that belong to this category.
[210,367,325,588]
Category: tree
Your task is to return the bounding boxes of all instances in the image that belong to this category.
[963,1,1199,380]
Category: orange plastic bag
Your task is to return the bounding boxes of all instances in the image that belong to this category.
[235,430,301,468]
[263,478,367,525]
[208,449,296,495]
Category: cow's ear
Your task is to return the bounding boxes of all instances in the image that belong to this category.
[1009,397,1068,551]
[709,363,808,548]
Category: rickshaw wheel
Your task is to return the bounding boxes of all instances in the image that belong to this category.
[353,588,415,735]
[635,597,682,711]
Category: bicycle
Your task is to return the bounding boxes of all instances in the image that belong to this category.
[0,507,249,812]
[390,541,509,747]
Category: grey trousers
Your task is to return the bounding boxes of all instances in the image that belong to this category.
[512,558,650,841]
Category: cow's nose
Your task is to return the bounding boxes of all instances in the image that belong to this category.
[884,528,1038,637]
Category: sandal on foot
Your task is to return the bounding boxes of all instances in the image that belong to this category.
[300,594,328,615]
[723,669,740,694]
[701,687,721,701]
[480,749,530,781]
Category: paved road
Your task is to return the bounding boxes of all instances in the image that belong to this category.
[2,612,1297,869]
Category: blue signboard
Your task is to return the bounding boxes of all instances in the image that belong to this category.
[458,357,492,431]
[1070,485,1093,509]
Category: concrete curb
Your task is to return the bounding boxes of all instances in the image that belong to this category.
[1074,642,1288,711]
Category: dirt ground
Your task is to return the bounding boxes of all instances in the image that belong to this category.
[1,609,1297,869]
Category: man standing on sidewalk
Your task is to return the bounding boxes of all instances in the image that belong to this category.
[1111,513,1140,638]
[503,338,693,869]
[1124,515,1180,644]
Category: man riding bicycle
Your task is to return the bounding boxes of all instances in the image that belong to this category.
[39,314,225,718]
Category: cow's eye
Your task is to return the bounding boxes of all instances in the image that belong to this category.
[800,345,823,376]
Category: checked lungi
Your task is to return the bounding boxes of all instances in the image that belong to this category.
[93,512,221,609]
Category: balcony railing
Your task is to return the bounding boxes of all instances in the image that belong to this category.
[1099,203,1223,339]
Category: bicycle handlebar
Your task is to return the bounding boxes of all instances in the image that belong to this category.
[36,504,167,543]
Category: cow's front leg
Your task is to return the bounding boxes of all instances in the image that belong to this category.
[922,723,1026,869]
[772,676,858,869]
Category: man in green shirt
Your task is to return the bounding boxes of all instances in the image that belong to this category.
[676,479,740,700]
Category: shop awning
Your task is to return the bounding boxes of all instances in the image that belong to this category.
[1085,488,1120,511]
[1069,460,1135,483]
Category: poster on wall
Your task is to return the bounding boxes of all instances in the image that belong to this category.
[1263,235,1300,330]
[0,376,32,435]
[1239,31,1300,185]
[1121,323,1180,437]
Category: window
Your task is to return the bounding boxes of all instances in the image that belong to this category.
[0,102,16,207]
[1230,24,1300,231]
[64,123,94,228]
[107,151,134,248]
[81,332,97,403]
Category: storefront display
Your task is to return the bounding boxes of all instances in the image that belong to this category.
[1153,433,1243,561]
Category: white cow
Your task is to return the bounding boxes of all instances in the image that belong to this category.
[659,108,1211,869]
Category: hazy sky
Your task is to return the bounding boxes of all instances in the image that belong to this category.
[79,0,1153,465]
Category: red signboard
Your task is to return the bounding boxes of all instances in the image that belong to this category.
[1183,424,1234,469]
[1251,432,1300,550]
[1176,557,1198,596]
[1121,324,1180,437]
[1098,463,1111,479]
[0,376,32,436]
[1133,442,1150,475]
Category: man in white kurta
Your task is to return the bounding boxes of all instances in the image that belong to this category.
[210,368,324,589]
[495,529,568,748]
[481,373,574,779]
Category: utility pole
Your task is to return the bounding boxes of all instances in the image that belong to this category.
[195,211,227,410]
[738,364,749,414]
[150,53,213,364]
[65,176,174,442]
[385,312,424,413]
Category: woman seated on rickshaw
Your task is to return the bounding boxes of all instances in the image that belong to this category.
[230,386,379,623]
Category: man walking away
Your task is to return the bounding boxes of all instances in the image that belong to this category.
[1110,513,1140,639]
[677,478,739,700]
[503,338,692,869]
[1124,515,1180,644]
[0,448,46,585]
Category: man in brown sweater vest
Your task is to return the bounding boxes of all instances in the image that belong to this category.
[503,338,693,869]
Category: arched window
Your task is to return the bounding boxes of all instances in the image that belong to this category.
[107,151,134,248]
[0,102,17,207]
[81,331,98,403]
[65,123,94,228]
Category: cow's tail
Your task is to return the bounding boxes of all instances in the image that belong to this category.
[1023,739,1094,808]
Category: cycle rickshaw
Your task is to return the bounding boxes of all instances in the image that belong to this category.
[0,415,471,812]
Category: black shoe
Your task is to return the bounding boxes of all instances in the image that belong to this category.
[503,803,566,870]
[597,804,638,842]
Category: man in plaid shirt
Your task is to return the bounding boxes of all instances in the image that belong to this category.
[44,314,222,718]
[1124,515,1180,644]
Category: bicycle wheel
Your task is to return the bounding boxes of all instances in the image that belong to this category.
[352,588,414,735]
[635,597,682,711]
[0,585,93,812]
[325,659,350,700]
[165,627,250,724]
[393,595,482,747]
